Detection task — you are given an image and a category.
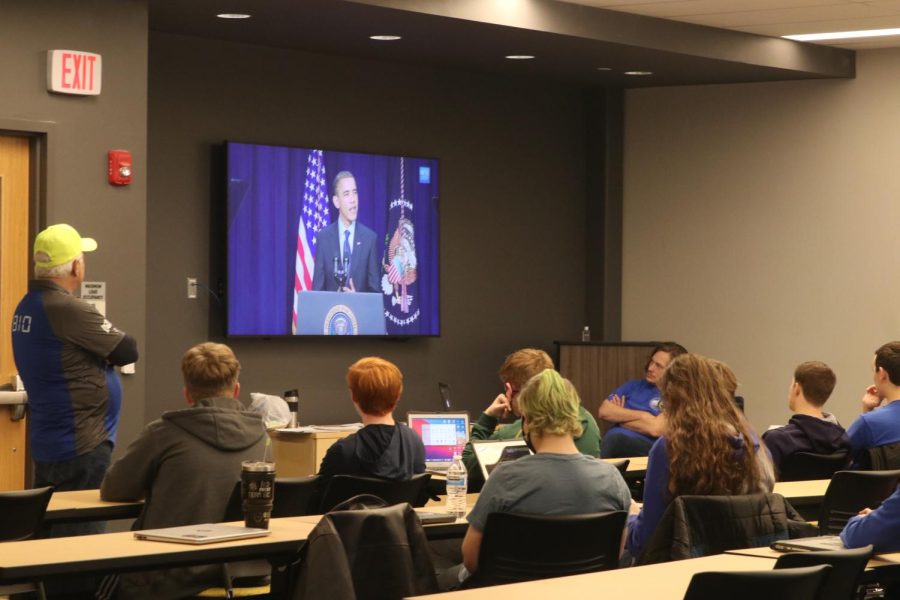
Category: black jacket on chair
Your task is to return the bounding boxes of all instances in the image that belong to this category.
[636,492,816,565]
[292,497,438,600]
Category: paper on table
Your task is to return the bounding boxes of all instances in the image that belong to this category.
[278,423,363,433]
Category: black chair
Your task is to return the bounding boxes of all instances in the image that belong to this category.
[0,486,53,600]
[683,565,831,600]
[608,459,630,477]
[819,470,900,534]
[867,441,900,470]
[778,451,851,482]
[774,545,873,600]
[318,473,432,513]
[463,511,627,588]
[224,475,322,522]
[273,475,320,517]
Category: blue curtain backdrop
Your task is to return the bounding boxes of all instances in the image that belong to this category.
[227,142,440,336]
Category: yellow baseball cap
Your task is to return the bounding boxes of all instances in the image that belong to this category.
[33,224,98,268]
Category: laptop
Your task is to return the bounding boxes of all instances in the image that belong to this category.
[407,411,469,473]
[134,524,272,545]
[471,439,533,481]
[770,535,846,552]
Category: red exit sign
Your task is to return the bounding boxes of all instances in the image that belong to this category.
[47,50,102,95]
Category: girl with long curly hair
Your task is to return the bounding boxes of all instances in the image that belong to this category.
[625,353,775,557]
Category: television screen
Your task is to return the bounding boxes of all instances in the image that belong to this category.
[226,141,439,336]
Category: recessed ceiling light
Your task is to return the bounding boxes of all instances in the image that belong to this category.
[217,13,251,19]
[624,70,653,76]
[370,35,402,41]
[505,55,535,60]
[596,67,612,71]
[784,28,900,41]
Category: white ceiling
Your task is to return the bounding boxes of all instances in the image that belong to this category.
[560,0,900,49]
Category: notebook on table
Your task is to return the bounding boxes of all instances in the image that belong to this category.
[471,439,533,481]
[770,535,846,552]
[134,524,272,545]
[407,411,469,474]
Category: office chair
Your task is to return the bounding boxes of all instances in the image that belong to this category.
[778,451,850,482]
[463,511,627,588]
[272,475,321,517]
[317,473,431,513]
[818,470,900,535]
[683,565,831,600]
[866,441,900,470]
[774,545,873,600]
[0,486,54,600]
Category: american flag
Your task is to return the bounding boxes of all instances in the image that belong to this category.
[292,149,329,334]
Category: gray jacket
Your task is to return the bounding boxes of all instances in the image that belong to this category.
[100,396,268,599]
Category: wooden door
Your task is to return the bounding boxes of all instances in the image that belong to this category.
[0,134,31,490]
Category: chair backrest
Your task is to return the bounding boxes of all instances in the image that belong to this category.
[683,565,831,600]
[272,475,320,517]
[819,470,900,534]
[608,459,630,476]
[223,475,323,521]
[292,501,438,599]
[318,473,432,513]
[637,493,800,565]
[778,451,851,482]
[774,545,873,600]
[0,486,53,542]
[466,511,627,588]
[867,441,900,470]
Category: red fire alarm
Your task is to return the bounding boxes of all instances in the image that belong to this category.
[108,150,132,186]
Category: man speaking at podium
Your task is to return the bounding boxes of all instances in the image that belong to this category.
[312,170,381,293]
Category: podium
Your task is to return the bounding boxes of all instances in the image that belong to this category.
[296,291,386,335]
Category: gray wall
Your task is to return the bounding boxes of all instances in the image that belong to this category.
[0,0,149,448]
[622,48,900,434]
[147,33,588,425]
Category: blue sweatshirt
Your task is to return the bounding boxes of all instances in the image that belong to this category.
[841,485,900,552]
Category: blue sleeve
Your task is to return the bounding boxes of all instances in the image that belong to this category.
[365,234,380,293]
[847,416,871,465]
[608,380,636,401]
[626,437,670,556]
[841,487,900,552]
[761,429,786,473]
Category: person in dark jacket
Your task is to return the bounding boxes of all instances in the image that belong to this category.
[762,361,849,475]
[318,356,425,480]
[99,342,268,600]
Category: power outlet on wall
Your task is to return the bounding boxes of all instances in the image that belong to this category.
[187,277,198,299]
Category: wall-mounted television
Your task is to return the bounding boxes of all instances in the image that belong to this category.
[226,141,439,337]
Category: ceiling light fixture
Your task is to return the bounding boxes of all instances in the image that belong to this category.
[624,70,653,76]
[217,13,251,19]
[505,55,535,60]
[784,28,900,41]
[596,67,612,71]
[370,35,402,41]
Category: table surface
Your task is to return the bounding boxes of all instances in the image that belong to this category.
[724,545,900,569]
[0,518,316,584]
[409,553,777,599]
[45,489,143,523]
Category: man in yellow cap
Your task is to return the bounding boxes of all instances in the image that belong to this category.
[11,224,138,535]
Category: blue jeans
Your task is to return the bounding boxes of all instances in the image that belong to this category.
[601,432,654,458]
[35,440,113,537]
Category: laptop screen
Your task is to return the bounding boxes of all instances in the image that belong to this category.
[407,412,469,465]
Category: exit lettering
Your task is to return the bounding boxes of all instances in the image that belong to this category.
[47,50,102,96]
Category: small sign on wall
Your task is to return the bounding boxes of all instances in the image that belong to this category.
[81,281,106,316]
[47,50,102,95]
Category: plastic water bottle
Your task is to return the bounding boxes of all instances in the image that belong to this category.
[446,453,467,518]
[582,325,591,342]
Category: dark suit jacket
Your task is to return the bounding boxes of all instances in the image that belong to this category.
[312,221,381,293]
